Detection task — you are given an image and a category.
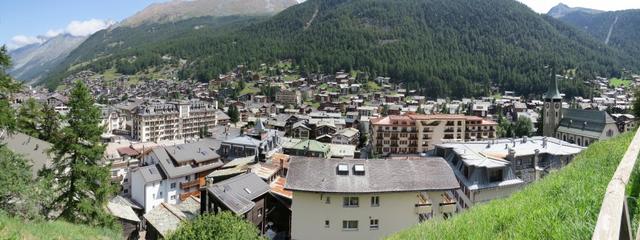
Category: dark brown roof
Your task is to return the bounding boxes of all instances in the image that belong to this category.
[285,157,459,193]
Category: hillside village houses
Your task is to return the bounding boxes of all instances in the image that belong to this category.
[10,64,639,239]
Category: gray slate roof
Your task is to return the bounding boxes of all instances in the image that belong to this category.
[165,139,220,164]
[206,173,270,215]
[143,197,200,238]
[0,132,53,177]
[149,145,223,180]
[285,157,459,193]
[559,109,615,133]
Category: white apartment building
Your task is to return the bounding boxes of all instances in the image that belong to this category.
[285,157,459,240]
[131,140,224,213]
[132,100,217,142]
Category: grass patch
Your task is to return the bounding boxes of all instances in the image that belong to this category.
[102,68,119,82]
[304,101,320,109]
[388,132,637,240]
[239,82,259,95]
[610,78,632,88]
[366,81,381,91]
[0,212,120,239]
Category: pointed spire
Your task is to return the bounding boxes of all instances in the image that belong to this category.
[255,118,265,132]
[544,66,562,100]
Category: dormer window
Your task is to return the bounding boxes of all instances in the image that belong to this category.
[337,164,349,175]
[353,164,365,175]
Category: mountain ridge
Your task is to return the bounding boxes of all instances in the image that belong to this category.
[547,3,603,19]
[119,0,299,27]
[8,34,87,84]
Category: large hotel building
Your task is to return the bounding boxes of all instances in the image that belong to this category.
[371,114,497,155]
[132,100,217,142]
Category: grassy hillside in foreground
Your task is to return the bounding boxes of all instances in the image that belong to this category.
[0,212,121,240]
[389,131,637,240]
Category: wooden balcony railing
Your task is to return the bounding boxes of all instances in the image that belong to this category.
[593,129,640,240]
[180,179,200,189]
[179,190,200,201]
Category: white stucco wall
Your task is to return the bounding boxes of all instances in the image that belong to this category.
[291,191,423,240]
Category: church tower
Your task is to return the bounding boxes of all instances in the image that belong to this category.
[543,71,562,137]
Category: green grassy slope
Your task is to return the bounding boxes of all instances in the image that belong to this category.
[389,131,637,240]
[0,212,121,240]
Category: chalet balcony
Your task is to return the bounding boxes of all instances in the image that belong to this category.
[179,190,200,201]
[415,203,432,214]
[180,179,200,189]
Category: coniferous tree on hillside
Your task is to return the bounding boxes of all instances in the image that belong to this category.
[16,98,43,138]
[0,46,20,133]
[40,104,61,142]
[49,81,116,227]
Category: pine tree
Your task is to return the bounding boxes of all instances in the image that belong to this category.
[0,46,19,133]
[16,98,43,138]
[49,81,116,227]
[40,103,61,142]
[228,105,240,124]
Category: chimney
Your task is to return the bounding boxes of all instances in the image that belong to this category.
[534,149,542,181]
[522,136,528,143]
[542,137,548,148]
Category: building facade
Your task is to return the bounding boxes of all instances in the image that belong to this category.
[435,137,583,209]
[276,89,302,106]
[132,100,217,142]
[285,157,459,240]
[371,114,497,155]
[130,140,223,213]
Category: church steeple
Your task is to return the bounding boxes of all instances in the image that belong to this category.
[544,68,562,100]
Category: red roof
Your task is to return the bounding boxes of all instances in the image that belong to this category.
[270,177,292,200]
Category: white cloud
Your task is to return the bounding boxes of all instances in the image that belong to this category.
[65,19,115,37]
[7,35,45,50]
[6,18,115,50]
[44,29,64,38]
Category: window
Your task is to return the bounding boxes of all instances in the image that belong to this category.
[170,195,176,200]
[185,176,191,181]
[370,219,379,230]
[159,191,163,198]
[489,169,503,182]
[325,220,330,228]
[124,178,128,183]
[258,208,263,218]
[342,220,358,230]
[170,183,176,189]
[124,189,128,194]
[371,196,380,207]
[343,197,359,207]
[325,196,331,204]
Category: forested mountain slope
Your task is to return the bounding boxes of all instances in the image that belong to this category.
[556,8,640,62]
[45,0,639,98]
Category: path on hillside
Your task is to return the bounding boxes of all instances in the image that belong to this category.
[605,15,619,45]
[304,7,319,30]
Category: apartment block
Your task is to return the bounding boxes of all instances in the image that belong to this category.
[285,157,459,240]
[371,114,497,155]
[132,100,217,142]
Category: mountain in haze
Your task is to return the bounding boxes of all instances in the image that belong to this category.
[547,3,603,19]
[44,0,638,98]
[119,0,299,27]
[9,34,87,84]
[552,6,640,64]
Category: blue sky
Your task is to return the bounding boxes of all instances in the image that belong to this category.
[0,0,165,49]
[2,0,640,50]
